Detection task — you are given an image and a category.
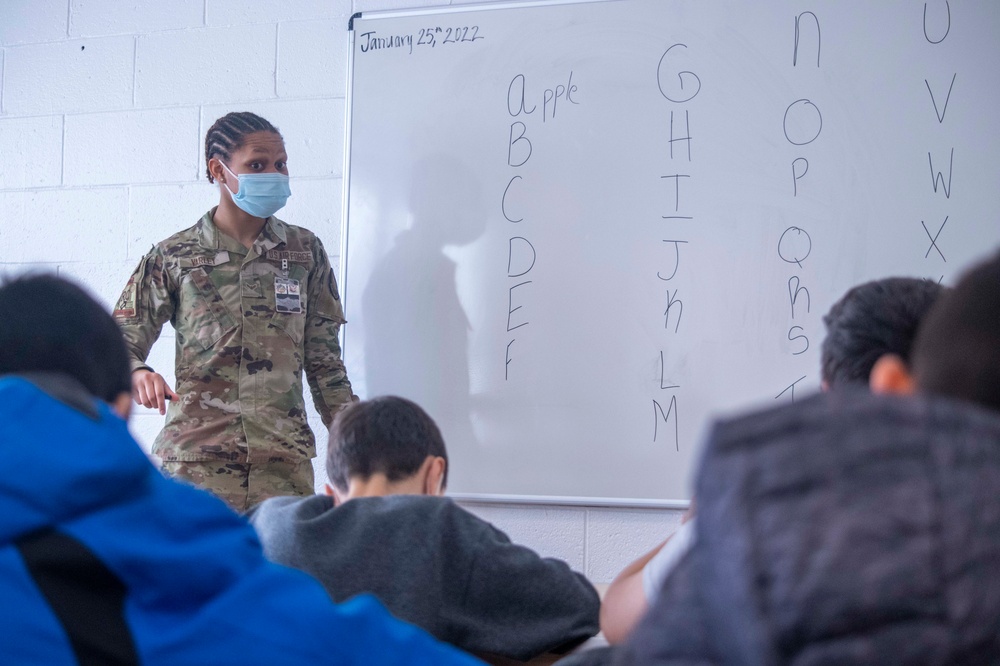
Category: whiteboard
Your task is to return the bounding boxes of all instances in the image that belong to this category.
[341,0,1000,505]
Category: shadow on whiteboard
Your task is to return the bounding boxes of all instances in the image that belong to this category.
[362,155,486,452]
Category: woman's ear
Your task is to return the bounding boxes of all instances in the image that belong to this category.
[208,157,228,186]
[424,456,447,496]
[869,354,916,395]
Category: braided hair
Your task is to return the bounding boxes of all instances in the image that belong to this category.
[204,112,281,183]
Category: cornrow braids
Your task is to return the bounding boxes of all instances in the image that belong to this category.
[204,112,281,183]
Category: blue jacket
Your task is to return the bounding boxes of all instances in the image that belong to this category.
[0,375,480,665]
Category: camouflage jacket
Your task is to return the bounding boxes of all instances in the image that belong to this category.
[114,210,354,463]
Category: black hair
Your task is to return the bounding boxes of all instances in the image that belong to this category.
[0,274,131,403]
[326,396,449,493]
[911,250,1000,413]
[821,277,945,387]
[204,112,281,183]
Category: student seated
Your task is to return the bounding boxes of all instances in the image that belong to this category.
[599,276,945,645]
[0,274,478,666]
[820,276,944,389]
[598,507,695,645]
[250,396,600,662]
[615,250,1000,664]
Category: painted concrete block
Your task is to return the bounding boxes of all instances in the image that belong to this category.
[3,36,134,115]
[0,193,27,260]
[353,0,449,11]
[310,456,326,493]
[277,20,347,99]
[56,259,140,311]
[70,0,204,37]
[2,0,690,576]
[129,413,163,455]
[2,188,128,263]
[64,108,200,185]
[461,503,587,571]
[200,99,344,178]
[0,263,61,282]
[304,392,323,425]
[585,508,683,583]
[0,115,63,188]
[128,182,217,259]
[0,0,69,46]
[280,177,343,251]
[136,24,276,107]
[206,0,351,26]
[310,414,329,491]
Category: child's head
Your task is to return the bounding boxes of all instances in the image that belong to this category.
[909,250,1000,413]
[0,274,131,409]
[325,396,449,501]
[821,277,945,389]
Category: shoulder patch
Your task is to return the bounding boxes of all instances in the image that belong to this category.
[329,273,340,301]
[113,255,149,321]
[113,275,138,320]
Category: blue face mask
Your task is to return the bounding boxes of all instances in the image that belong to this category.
[221,161,291,219]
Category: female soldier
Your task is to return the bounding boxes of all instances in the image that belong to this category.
[114,112,354,512]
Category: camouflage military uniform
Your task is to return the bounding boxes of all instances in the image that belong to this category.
[161,460,315,511]
[114,210,354,509]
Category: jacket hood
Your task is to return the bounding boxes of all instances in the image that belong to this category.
[0,374,267,609]
[0,375,149,544]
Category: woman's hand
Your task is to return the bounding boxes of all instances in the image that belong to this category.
[132,369,180,415]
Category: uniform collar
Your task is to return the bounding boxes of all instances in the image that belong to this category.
[196,208,228,251]
[253,216,288,256]
[196,208,288,256]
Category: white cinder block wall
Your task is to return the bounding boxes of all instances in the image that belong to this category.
[0,0,684,583]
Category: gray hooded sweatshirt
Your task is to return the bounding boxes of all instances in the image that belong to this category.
[250,494,599,661]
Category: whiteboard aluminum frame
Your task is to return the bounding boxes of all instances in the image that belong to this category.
[452,493,691,509]
[348,0,616,28]
[341,0,687,510]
